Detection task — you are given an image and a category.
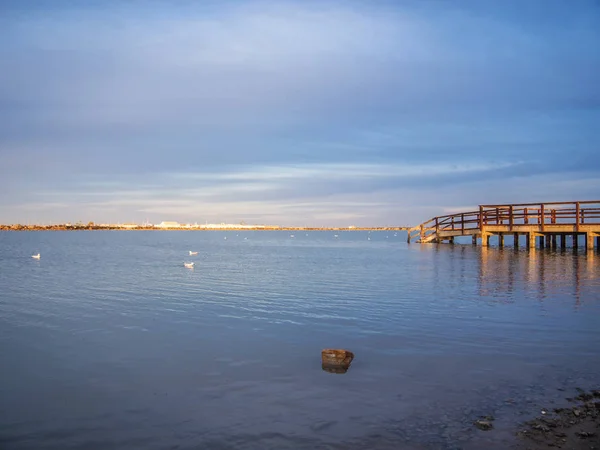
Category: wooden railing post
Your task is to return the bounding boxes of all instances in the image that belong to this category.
[576,202,580,232]
[435,217,439,235]
[479,205,484,230]
[524,207,528,225]
[509,205,513,231]
[540,204,545,231]
[461,213,465,233]
[551,209,556,224]
[451,216,455,231]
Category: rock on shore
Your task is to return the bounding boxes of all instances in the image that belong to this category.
[516,388,600,449]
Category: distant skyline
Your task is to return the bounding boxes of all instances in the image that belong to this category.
[1,0,599,226]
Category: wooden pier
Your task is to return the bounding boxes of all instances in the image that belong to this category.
[407,201,600,250]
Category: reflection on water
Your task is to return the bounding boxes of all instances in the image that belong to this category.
[321,365,349,374]
[0,231,599,450]
[478,246,598,307]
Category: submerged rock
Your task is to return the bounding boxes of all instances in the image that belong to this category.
[474,419,494,431]
[321,349,354,373]
[322,365,349,374]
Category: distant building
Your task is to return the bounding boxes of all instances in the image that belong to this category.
[119,223,138,229]
[155,221,181,228]
[198,223,266,229]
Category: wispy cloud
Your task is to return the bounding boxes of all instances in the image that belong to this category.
[0,1,599,224]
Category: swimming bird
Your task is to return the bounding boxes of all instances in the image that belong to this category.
[32,253,40,259]
[184,262,195,268]
[189,251,198,256]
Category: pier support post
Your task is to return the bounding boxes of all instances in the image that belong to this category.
[597,236,600,249]
[472,235,477,245]
[559,234,566,249]
[448,236,455,244]
[572,234,578,248]
[538,236,545,248]
[513,233,519,248]
[498,234,504,248]
[587,233,594,250]
[481,232,490,247]
[527,233,535,249]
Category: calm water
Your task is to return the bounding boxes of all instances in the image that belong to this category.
[1,231,599,450]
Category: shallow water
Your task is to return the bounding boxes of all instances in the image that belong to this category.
[0,231,599,449]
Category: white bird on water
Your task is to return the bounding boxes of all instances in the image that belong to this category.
[32,253,40,259]
[189,251,198,256]
[184,262,195,269]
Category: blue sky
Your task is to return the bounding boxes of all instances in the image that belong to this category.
[1,0,599,226]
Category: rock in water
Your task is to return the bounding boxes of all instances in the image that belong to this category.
[321,349,354,373]
[322,365,349,374]
[474,420,493,431]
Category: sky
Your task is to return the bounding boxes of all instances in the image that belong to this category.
[1,0,599,226]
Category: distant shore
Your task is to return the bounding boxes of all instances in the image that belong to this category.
[0,224,409,232]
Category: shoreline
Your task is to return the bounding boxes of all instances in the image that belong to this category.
[0,225,409,232]
[514,388,600,449]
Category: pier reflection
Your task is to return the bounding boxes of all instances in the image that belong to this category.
[477,246,598,307]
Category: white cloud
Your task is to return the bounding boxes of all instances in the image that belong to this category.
[9,160,529,225]
[169,161,520,183]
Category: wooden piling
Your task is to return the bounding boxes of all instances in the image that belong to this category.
[481,232,489,247]
[587,233,594,250]
[528,233,535,249]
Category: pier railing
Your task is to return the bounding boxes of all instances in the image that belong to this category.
[409,201,600,242]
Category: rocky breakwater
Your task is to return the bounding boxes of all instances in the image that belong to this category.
[321,349,354,374]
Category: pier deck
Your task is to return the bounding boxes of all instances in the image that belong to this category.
[408,201,600,250]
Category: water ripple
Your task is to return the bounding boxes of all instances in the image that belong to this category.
[0,231,599,449]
